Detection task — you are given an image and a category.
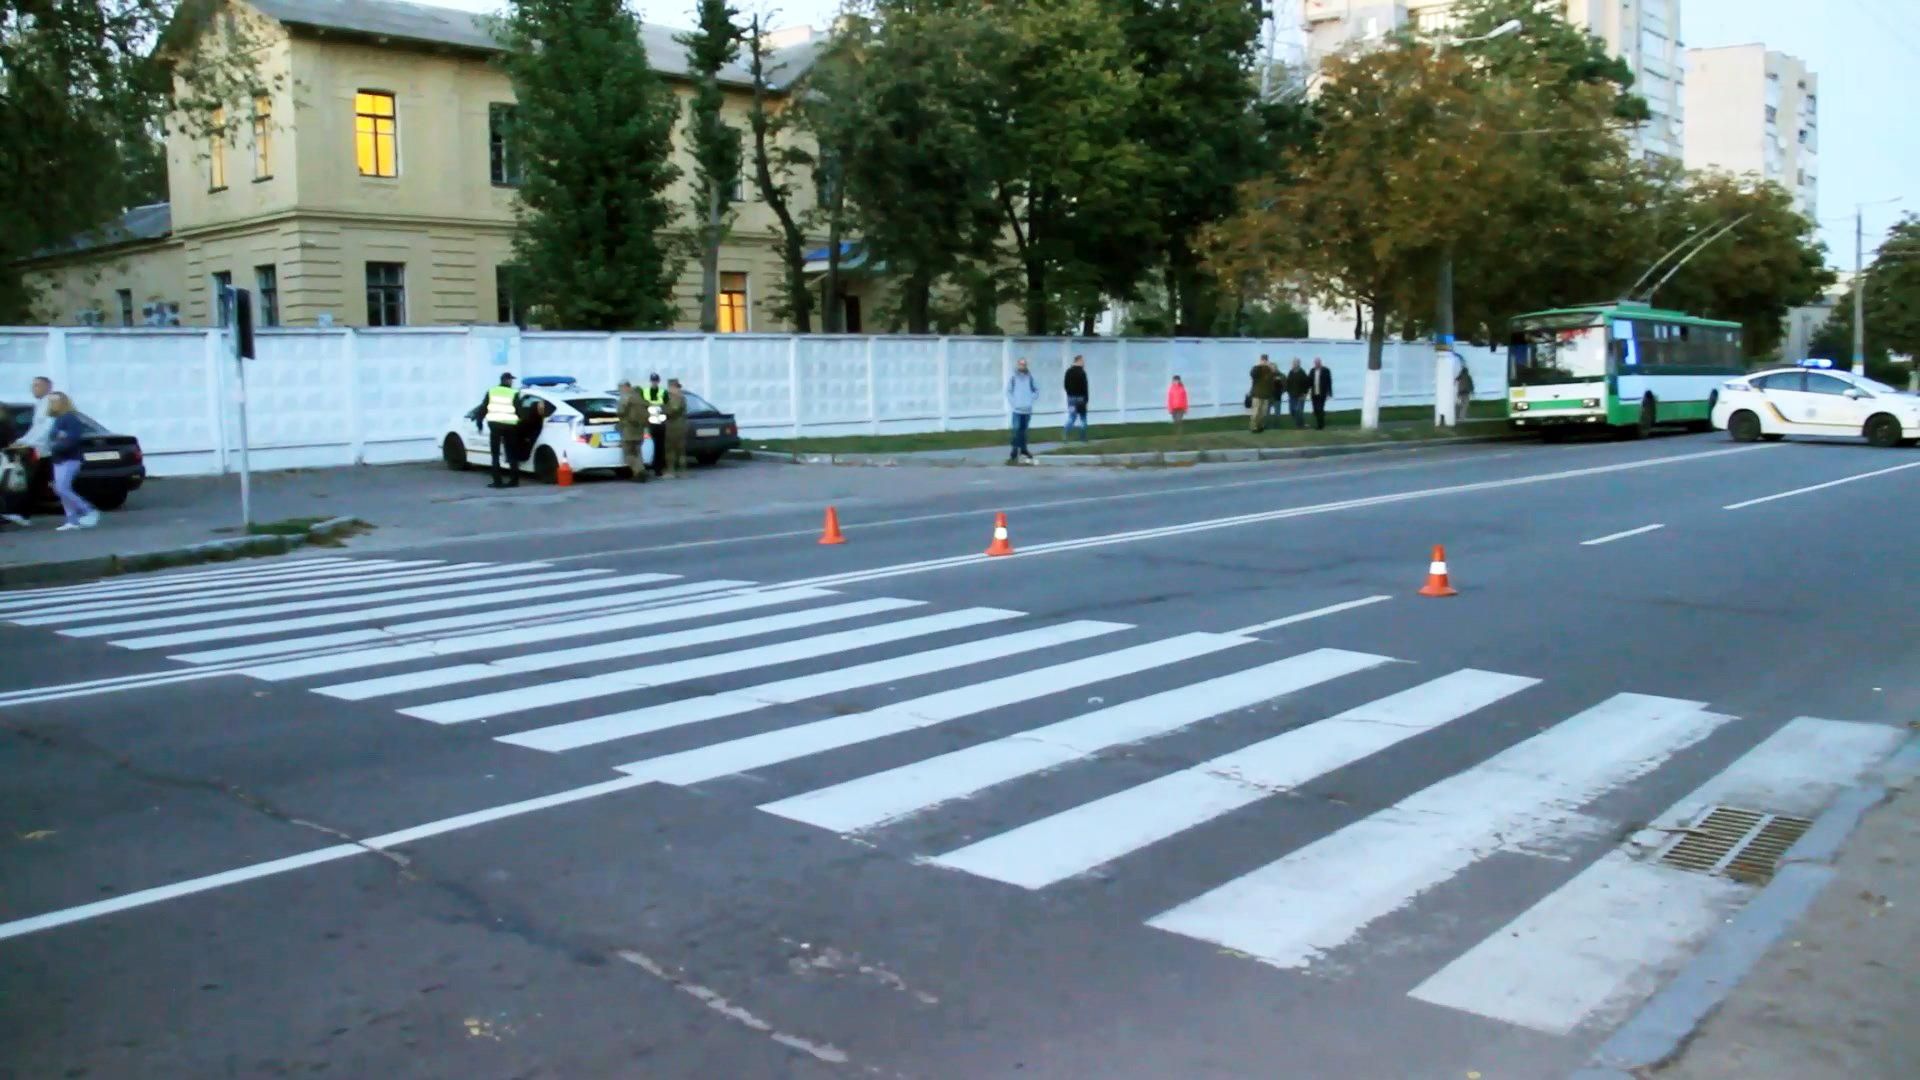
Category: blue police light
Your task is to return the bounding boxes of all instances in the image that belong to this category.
[1797,358,1835,369]
[519,374,577,387]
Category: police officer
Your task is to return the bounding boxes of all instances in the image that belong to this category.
[640,372,669,478]
[468,372,521,488]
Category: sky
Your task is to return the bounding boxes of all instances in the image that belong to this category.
[434,0,1917,265]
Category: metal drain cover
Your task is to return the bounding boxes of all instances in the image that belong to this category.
[1657,806,1812,884]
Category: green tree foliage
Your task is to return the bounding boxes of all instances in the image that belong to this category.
[679,0,744,332]
[1809,214,1920,380]
[497,0,682,330]
[1449,0,1649,123]
[745,13,813,333]
[1,0,271,321]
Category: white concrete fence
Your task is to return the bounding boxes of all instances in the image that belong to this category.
[0,327,1507,477]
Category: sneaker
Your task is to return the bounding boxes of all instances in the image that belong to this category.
[1,513,27,527]
[80,511,101,528]
[56,522,80,531]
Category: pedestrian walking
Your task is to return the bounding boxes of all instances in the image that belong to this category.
[1285,359,1312,428]
[640,373,669,477]
[663,378,690,478]
[1062,354,1090,443]
[1308,357,1333,430]
[0,407,32,528]
[1247,355,1278,433]
[1167,375,1189,437]
[616,381,651,482]
[1455,362,1476,422]
[43,392,99,531]
[1007,357,1039,463]
[7,375,55,511]
[468,372,521,488]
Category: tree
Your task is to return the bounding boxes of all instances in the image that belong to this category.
[793,23,869,334]
[1,0,271,321]
[679,0,745,333]
[497,0,682,330]
[744,13,813,333]
[1809,214,1920,380]
[1449,0,1649,124]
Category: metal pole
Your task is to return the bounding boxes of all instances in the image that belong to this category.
[1852,204,1866,375]
[1435,245,1455,426]
[224,284,252,532]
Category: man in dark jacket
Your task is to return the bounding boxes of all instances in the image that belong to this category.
[1285,359,1312,428]
[1308,357,1334,429]
[1062,354,1090,442]
[1248,355,1278,432]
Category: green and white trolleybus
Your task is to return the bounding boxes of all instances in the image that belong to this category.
[1506,302,1744,438]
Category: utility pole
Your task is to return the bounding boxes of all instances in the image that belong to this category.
[1853,204,1866,375]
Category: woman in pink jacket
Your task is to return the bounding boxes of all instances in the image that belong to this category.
[1167,375,1189,436]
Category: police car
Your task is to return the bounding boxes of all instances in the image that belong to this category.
[1712,359,1920,448]
[441,375,648,482]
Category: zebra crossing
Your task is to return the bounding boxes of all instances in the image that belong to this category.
[2,554,1908,1037]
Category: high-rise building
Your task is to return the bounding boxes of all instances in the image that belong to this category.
[1682,45,1819,220]
[1301,0,1685,161]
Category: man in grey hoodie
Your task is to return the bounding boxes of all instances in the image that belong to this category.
[1007,357,1040,464]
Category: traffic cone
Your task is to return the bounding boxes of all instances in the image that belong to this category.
[985,512,1014,557]
[819,506,847,545]
[1418,544,1457,597]
[556,454,574,487]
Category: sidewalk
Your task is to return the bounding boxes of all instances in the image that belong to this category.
[1652,769,1918,1079]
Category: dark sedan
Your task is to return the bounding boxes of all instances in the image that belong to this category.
[681,390,741,465]
[3,402,146,510]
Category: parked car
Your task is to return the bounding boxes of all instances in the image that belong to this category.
[679,389,742,465]
[1712,360,1920,448]
[2,401,146,510]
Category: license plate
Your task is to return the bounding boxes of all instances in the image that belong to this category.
[84,451,120,462]
[600,431,622,446]
[696,427,720,437]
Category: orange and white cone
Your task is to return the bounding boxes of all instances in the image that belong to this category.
[819,506,847,545]
[985,512,1014,557]
[1418,544,1457,597]
[556,453,575,487]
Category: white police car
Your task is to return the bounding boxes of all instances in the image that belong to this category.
[1713,359,1920,448]
[441,375,651,482]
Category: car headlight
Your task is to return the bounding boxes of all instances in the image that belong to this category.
[1582,398,1600,408]
[1513,401,1530,411]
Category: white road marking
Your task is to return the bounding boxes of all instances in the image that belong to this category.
[611,632,1240,784]
[615,949,850,1065]
[928,669,1538,889]
[16,561,508,624]
[1144,693,1733,969]
[1723,459,1920,509]
[1225,596,1393,636]
[314,597,923,700]
[1409,717,1908,1034]
[1580,523,1666,546]
[413,607,1032,727]
[0,557,409,612]
[759,648,1391,835]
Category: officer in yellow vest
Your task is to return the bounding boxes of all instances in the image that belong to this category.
[640,372,669,478]
[471,372,521,488]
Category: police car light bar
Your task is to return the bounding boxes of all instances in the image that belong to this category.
[1797,358,1835,369]
[519,374,577,387]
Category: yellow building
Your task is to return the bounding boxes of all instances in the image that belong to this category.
[22,0,875,332]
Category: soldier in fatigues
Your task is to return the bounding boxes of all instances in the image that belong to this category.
[663,378,689,479]
[616,381,650,482]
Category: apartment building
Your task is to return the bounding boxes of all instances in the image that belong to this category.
[1300,0,1686,161]
[1682,45,1819,220]
[21,0,870,332]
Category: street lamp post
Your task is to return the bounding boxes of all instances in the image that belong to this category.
[1853,196,1903,375]
[1432,19,1522,428]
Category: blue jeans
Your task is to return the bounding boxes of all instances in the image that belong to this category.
[1064,396,1088,441]
[1010,412,1032,457]
[52,458,95,522]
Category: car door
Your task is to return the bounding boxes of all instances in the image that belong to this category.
[1802,372,1872,432]
[1749,371,1814,431]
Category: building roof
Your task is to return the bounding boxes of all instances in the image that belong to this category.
[31,203,174,261]
[248,0,822,90]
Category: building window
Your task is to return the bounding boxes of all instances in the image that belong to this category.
[718,272,748,333]
[211,270,233,325]
[355,91,398,177]
[1764,105,1777,124]
[842,295,862,334]
[252,95,273,179]
[209,107,228,190]
[365,262,406,326]
[255,265,279,327]
[1797,128,1807,144]
[488,103,521,186]
[116,289,134,327]
[495,265,526,327]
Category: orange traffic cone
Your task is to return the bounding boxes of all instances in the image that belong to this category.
[556,454,574,487]
[985,512,1014,557]
[1418,544,1457,597]
[819,506,847,545]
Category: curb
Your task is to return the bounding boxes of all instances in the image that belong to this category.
[0,515,368,589]
[738,430,1523,469]
[1571,734,1920,1080]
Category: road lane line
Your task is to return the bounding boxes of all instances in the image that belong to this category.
[927,669,1537,890]
[1723,459,1920,510]
[16,561,509,624]
[1409,717,1907,1034]
[760,648,1391,835]
[613,632,1242,785]
[0,557,408,611]
[416,607,1033,727]
[314,597,923,700]
[1226,596,1393,636]
[1143,693,1732,970]
[1580,523,1666,546]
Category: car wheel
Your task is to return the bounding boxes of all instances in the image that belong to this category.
[86,485,129,511]
[1864,413,1904,449]
[534,446,559,484]
[694,451,721,466]
[1727,410,1762,443]
[1634,396,1657,439]
[443,434,470,471]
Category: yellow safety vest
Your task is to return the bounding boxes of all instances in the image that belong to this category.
[486,385,520,425]
[641,385,666,405]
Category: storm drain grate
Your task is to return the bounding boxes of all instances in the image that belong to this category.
[1657,806,1813,884]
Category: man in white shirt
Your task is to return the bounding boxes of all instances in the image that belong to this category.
[13,376,54,454]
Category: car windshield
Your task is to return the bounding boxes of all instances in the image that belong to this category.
[1510,321,1607,385]
[4,404,106,434]
[565,396,621,420]
[683,392,717,413]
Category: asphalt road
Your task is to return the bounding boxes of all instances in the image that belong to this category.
[2,432,1916,1080]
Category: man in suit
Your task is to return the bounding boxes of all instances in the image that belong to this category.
[1308,357,1333,430]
